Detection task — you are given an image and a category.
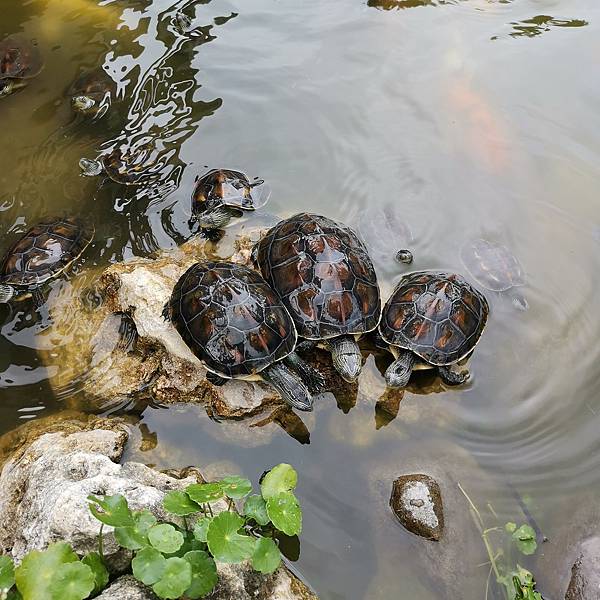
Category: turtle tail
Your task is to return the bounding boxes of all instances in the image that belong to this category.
[0,285,15,303]
[328,335,362,383]
[262,361,314,412]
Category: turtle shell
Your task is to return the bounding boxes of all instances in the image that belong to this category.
[168,261,297,378]
[102,144,159,185]
[255,213,381,339]
[0,217,94,288]
[0,35,43,80]
[68,69,116,102]
[191,169,269,216]
[380,271,489,366]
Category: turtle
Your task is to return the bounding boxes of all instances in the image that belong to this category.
[0,217,94,304]
[253,213,381,383]
[68,68,116,119]
[164,261,325,411]
[379,271,489,388]
[460,238,528,310]
[0,34,43,98]
[190,168,271,231]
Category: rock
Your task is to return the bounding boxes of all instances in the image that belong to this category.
[565,537,600,600]
[96,575,157,600]
[390,474,444,541]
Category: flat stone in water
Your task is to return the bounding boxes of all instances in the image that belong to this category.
[390,474,444,541]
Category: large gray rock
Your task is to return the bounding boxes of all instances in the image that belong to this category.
[96,575,157,600]
[565,537,600,599]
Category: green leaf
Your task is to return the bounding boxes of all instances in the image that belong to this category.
[206,512,256,563]
[186,483,224,504]
[163,491,202,516]
[260,464,297,500]
[114,510,157,550]
[251,538,281,574]
[132,547,166,585]
[15,542,78,600]
[266,492,302,536]
[87,494,134,527]
[193,517,212,543]
[81,553,108,595]
[220,476,252,500]
[48,562,95,600]
[0,555,15,590]
[243,495,270,526]
[183,551,218,598]
[7,589,22,600]
[152,557,192,599]
[505,522,517,533]
[512,525,537,555]
[148,524,184,554]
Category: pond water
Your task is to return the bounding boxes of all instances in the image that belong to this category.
[2,0,600,597]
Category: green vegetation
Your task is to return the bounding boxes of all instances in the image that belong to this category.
[458,483,543,600]
[0,463,302,600]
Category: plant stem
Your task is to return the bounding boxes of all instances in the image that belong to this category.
[98,523,105,562]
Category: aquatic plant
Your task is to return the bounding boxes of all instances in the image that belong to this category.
[0,463,302,599]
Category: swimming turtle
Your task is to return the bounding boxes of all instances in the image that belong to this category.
[0,217,94,304]
[253,213,381,383]
[0,34,43,98]
[79,143,159,185]
[68,68,116,119]
[164,261,324,411]
[190,168,271,231]
[460,238,527,310]
[379,271,489,387]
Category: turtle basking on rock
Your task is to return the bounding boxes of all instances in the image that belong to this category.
[164,261,324,411]
[0,34,43,98]
[253,213,381,383]
[0,217,94,305]
[379,271,489,388]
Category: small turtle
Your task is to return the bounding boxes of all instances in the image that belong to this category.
[0,34,43,98]
[68,68,116,119]
[164,261,324,411]
[0,217,94,304]
[460,238,527,310]
[190,168,271,231]
[79,143,159,185]
[253,213,381,383]
[379,271,489,388]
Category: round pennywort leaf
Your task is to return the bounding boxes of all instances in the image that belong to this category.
[152,557,192,599]
[183,551,218,598]
[260,464,297,500]
[220,476,252,499]
[206,512,256,563]
[193,517,212,543]
[186,483,224,504]
[48,562,95,600]
[81,552,108,594]
[243,495,270,526]
[87,494,134,527]
[132,547,166,585]
[0,555,15,590]
[512,524,537,555]
[148,524,184,554]
[251,537,281,574]
[266,492,302,536]
[163,491,201,516]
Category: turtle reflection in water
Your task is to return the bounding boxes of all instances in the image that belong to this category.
[68,68,117,119]
[460,238,528,310]
[0,34,43,98]
[379,271,489,388]
[0,217,94,306]
[164,261,325,412]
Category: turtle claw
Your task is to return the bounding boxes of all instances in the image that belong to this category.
[438,365,468,386]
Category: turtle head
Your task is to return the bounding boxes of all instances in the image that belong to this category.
[395,249,414,265]
[197,205,243,230]
[384,351,415,388]
[0,284,15,303]
[79,157,104,177]
[329,335,363,383]
[0,79,24,98]
[72,95,96,113]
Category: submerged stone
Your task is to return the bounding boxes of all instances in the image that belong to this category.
[389,474,444,541]
[565,536,600,600]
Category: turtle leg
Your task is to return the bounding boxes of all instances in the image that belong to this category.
[116,312,138,352]
[0,285,15,303]
[261,361,313,412]
[250,243,259,268]
[283,352,326,393]
[206,371,228,387]
[295,339,317,353]
[384,350,415,388]
[438,365,468,386]
[31,288,46,310]
[161,302,171,322]
[326,335,362,383]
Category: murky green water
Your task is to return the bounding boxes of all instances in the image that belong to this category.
[2,0,600,597]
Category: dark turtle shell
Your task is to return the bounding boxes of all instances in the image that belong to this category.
[102,144,159,185]
[380,271,489,366]
[0,217,94,288]
[68,68,116,102]
[0,35,43,80]
[191,169,268,216]
[255,213,381,340]
[168,261,297,378]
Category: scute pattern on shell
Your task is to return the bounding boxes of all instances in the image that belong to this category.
[255,213,381,339]
[380,271,489,365]
[0,35,43,80]
[0,217,94,287]
[169,261,297,378]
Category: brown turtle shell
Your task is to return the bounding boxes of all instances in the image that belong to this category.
[168,261,297,378]
[0,217,94,288]
[191,169,256,216]
[102,144,159,185]
[0,35,43,80]
[68,68,116,102]
[254,213,381,340]
[379,271,489,366]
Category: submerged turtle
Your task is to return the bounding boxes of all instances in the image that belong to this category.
[460,238,527,310]
[379,271,489,387]
[164,261,324,411]
[79,144,159,185]
[0,34,43,98]
[68,68,116,119]
[0,217,94,304]
[190,169,271,231]
[253,213,381,383]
